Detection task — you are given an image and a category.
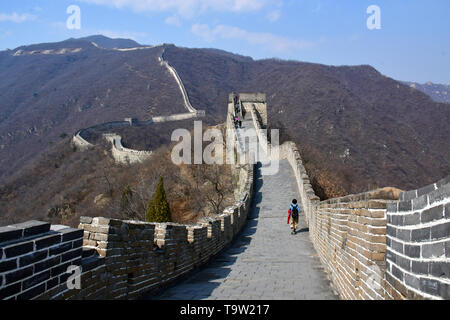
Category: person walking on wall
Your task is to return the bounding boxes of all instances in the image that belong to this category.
[287,199,301,235]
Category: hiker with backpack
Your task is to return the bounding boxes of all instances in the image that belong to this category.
[235,116,240,128]
[287,199,301,235]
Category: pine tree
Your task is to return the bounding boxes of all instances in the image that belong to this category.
[146,177,172,222]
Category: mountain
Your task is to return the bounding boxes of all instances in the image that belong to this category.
[78,35,143,49]
[0,36,449,218]
[0,38,189,183]
[403,81,450,104]
[163,46,450,195]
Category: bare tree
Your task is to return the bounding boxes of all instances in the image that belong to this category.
[186,164,233,216]
[118,171,159,221]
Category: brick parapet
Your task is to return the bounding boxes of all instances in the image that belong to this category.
[16,120,253,300]
[386,179,450,300]
[0,222,83,300]
[314,189,399,300]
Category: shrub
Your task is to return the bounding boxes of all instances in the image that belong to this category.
[146,177,171,222]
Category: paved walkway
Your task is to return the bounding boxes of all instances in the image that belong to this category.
[149,117,338,299]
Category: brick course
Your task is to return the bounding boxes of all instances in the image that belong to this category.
[386,176,450,300]
[0,225,83,300]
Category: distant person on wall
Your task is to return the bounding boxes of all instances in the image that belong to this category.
[239,119,242,128]
[242,108,246,119]
[287,199,301,235]
[235,116,239,128]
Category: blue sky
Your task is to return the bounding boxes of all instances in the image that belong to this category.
[1,0,449,84]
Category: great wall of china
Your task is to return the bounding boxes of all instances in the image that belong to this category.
[2,86,449,299]
[0,97,253,300]
[72,46,205,164]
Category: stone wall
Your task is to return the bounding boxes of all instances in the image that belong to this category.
[278,141,320,227]
[72,120,132,151]
[229,93,267,127]
[286,142,450,299]
[243,102,267,128]
[0,221,83,300]
[72,46,205,163]
[229,93,266,104]
[0,163,254,300]
[308,177,450,300]
[152,111,205,123]
[0,105,254,300]
[38,153,253,300]
[385,176,450,299]
[72,111,206,165]
[72,131,93,150]
[103,134,152,164]
[160,48,197,113]
[314,189,400,299]
[249,98,450,300]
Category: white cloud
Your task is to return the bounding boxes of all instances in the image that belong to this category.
[0,12,36,23]
[77,0,272,18]
[165,15,181,27]
[191,23,314,53]
[191,23,217,42]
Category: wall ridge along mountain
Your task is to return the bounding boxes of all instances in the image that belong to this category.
[159,46,197,114]
[71,45,205,164]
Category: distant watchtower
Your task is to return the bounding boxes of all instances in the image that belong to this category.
[228,93,267,127]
